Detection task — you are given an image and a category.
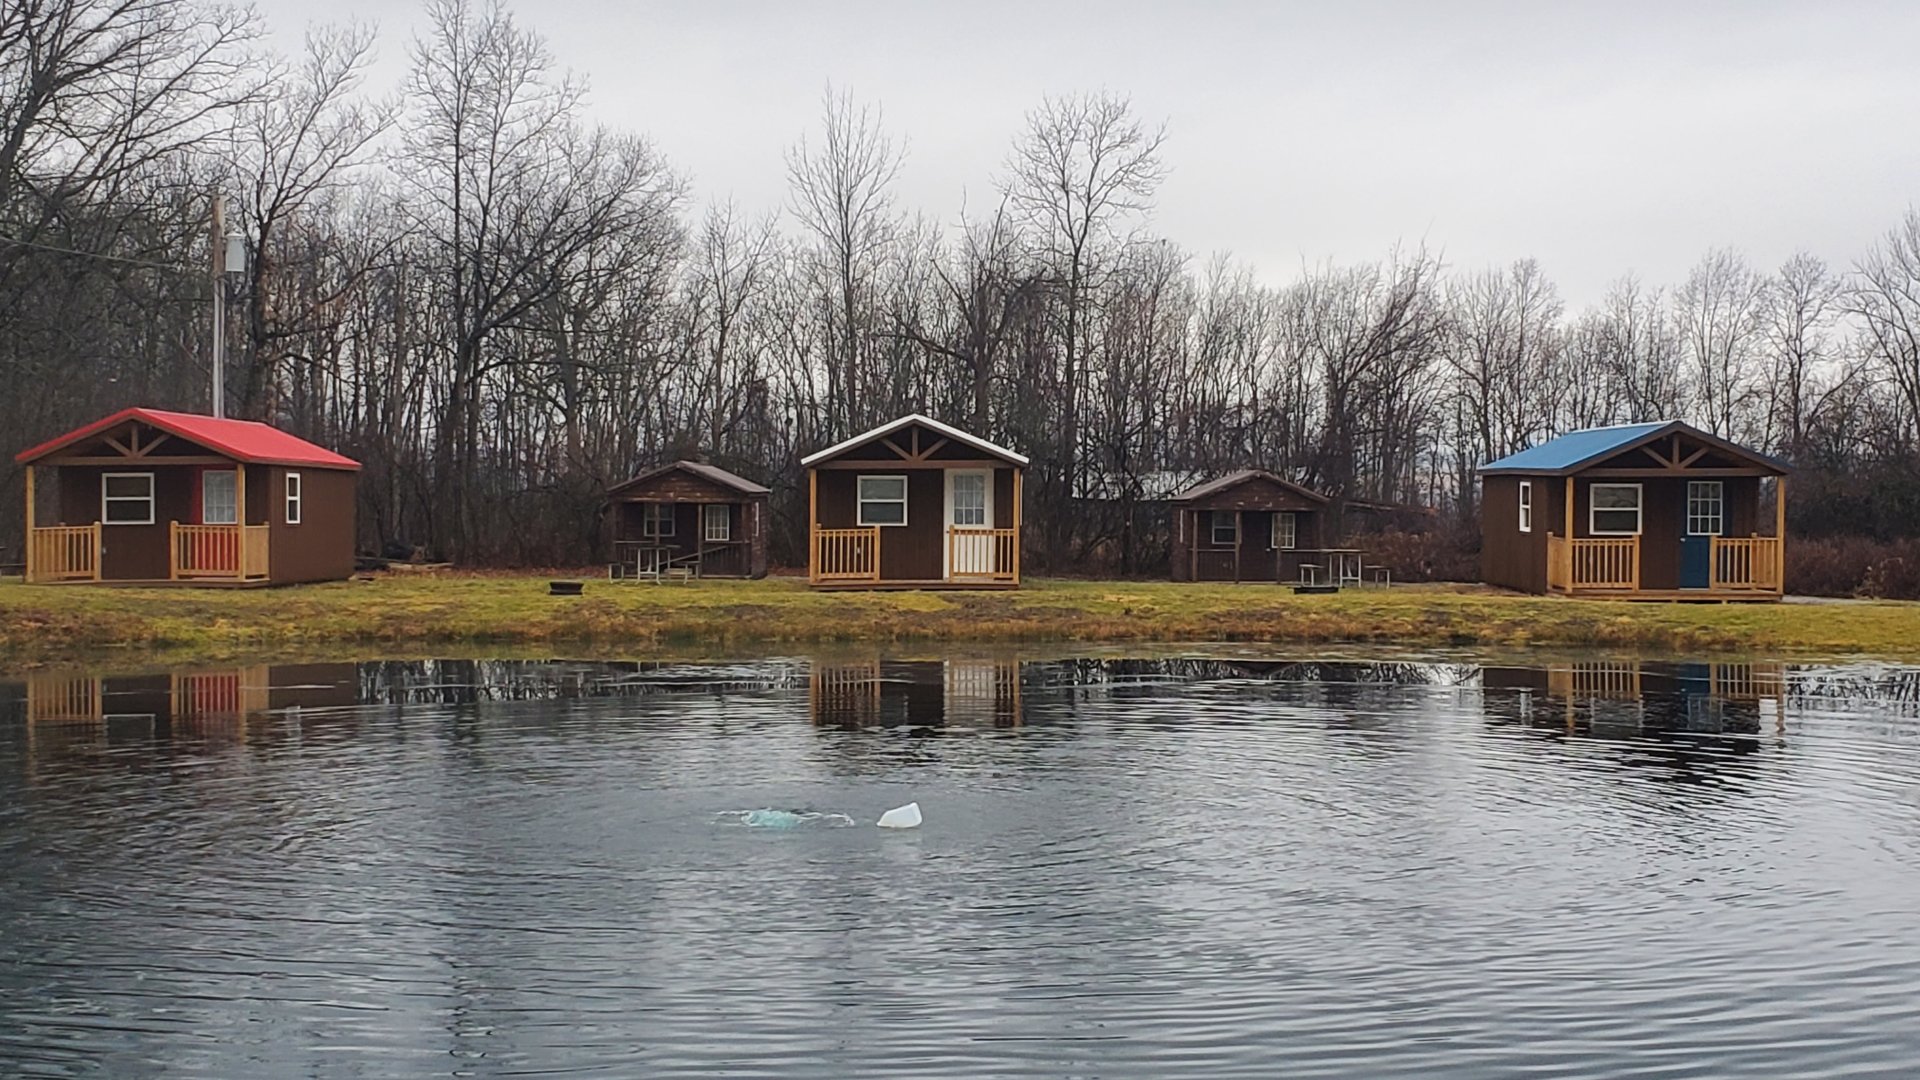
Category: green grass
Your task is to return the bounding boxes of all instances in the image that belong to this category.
[0,573,1916,667]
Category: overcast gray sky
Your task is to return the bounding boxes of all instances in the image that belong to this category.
[255,0,1919,307]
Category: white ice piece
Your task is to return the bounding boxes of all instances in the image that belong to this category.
[876,802,922,829]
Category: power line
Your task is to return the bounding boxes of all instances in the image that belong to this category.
[0,233,192,272]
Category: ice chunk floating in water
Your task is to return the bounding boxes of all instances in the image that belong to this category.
[717,809,855,829]
[876,802,922,829]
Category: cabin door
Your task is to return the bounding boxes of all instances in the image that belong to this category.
[945,469,993,578]
[1681,481,1721,589]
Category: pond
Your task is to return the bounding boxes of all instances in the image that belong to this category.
[2,651,1919,1078]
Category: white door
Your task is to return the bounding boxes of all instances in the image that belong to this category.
[945,469,993,577]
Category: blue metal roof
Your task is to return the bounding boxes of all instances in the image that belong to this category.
[1479,422,1674,474]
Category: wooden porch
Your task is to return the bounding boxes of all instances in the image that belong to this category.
[809,525,1020,587]
[25,522,270,584]
[1546,534,1783,600]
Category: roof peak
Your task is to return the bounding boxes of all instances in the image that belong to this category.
[801,413,1028,467]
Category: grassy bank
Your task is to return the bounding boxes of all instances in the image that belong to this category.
[1,573,1917,666]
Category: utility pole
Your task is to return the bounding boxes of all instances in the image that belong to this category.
[211,193,227,418]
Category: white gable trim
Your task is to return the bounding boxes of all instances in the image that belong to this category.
[800,413,1029,467]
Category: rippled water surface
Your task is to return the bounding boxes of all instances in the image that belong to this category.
[3,653,1920,1078]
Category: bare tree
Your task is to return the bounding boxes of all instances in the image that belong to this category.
[1003,92,1167,560]
[1851,210,1920,449]
[785,85,903,435]
[231,21,395,418]
[1763,251,1841,456]
[404,0,680,557]
[1444,258,1563,481]
[1678,248,1768,439]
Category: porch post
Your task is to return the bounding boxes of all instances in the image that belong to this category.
[1563,476,1574,539]
[235,464,247,580]
[1012,467,1022,585]
[807,468,818,584]
[1775,475,1787,593]
[1233,510,1242,582]
[22,464,34,583]
[1189,510,1198,581]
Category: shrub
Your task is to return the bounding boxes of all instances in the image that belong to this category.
[1787,535,1920,599]
[1351,524,1478,583]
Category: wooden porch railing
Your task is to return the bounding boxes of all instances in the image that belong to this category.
[1711,536,1782,592]
[26,525,101,582]
[172,523,270,580]
[812,526,880,583]
[1547,534,1639,592]
[947,526,1018,583]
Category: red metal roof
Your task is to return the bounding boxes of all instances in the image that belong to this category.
[14,407,361,470]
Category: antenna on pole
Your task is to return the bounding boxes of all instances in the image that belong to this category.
[209,194,246,419]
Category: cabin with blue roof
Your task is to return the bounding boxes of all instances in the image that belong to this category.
[1478,420,1787,600]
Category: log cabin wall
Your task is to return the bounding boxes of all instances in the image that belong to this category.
[606,464,770,579]
[1171,474,1330,583]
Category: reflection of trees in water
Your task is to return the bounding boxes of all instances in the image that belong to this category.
[354,658,807,707]
[1786,664,1920,723]
[1024,658,1480,690]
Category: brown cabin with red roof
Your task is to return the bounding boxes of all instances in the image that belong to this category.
[15,408,360,586]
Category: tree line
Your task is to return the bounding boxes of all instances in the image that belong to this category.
[5,0,1919,575]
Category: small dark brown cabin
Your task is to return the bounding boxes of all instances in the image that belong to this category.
[803,414,1026,588]
[1170,470,1333,582]
[605,460,769,579]
[1479,420,1787,601]
[15,407,359,586]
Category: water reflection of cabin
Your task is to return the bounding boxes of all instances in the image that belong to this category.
[809,659,1022,727]
[1479,420,1787,600]
[1170,470,1333,583]
[605,460,769,579]
[15,407,359,586]
[803,414,1026,588]
[20,663,360,750]
[1486,660,1786,735]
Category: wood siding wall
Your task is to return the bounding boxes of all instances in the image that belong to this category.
[57,464,189,580]
[267,466,358,584]
[1478,475,1554,594]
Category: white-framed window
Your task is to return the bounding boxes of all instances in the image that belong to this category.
[1211,510,1238,546]
[1687,481,1724,536]
[202,470,237,525]
[857,475,909,526]
[285,471,302,524]
[1589,483,1642,536]
[101,472,155,525]
[703,504,731,542]
[642,502,675,538]
[1273,511,1297,550]
[951,472,987,526]
[1517,480,1533,533]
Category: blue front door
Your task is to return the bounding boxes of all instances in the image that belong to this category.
[1680,535,1711,588]
[1681,481,1722,589]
